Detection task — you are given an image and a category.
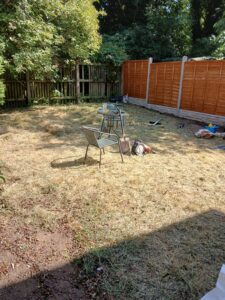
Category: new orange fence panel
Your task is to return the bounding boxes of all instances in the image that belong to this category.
[148,62,181,108]
[181,60,225,116]
[123,60,148,99]
[123,58,225,118]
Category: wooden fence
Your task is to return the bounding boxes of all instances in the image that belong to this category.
[123,58,225,124]
[4,64,121,107]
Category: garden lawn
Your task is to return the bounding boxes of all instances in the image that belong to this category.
[0,103,225,299]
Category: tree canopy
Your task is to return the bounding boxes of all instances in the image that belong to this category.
[0,0,224,79]
[96,0,225,61]
[0,0,101,77]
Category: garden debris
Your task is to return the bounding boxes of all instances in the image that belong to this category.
[201,265,225,300]
[204,123,219,133]
[195,129,214,139]
[177,123,185,129]
[195,126,225,139]
[214,132,225,138]
[132,140,152,156]
[149,118,161,126]
[209,145,225,151]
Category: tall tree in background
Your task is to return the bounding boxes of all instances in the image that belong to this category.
[213,9,225,57]
[95,0,152,34]
[0,0,101,77]
[96,0,225,60]
[190,0,225,56]
[137,0,191,59]
[96,0,191,60]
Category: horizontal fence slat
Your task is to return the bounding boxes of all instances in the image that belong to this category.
[3,64,121,107]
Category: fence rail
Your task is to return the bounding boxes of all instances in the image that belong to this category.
[4,64,121,107]
[123,58,225,123]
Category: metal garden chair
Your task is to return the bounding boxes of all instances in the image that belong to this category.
[82,126,124,167]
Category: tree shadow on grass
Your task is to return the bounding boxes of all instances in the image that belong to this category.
[1,210,225,299]
[1,103,222,156]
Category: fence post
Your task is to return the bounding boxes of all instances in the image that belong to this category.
[146,57,153,103]
[76,64,80,102]
[26,71,31,105]
[177,56,188,111]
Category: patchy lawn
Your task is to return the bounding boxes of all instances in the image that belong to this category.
[0,103,225,299]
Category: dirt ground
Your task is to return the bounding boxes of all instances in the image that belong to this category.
[0,103,225,300]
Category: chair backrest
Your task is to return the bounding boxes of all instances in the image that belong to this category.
[82,126,99,147]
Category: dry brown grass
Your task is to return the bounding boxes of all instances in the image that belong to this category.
[0,103,225,299]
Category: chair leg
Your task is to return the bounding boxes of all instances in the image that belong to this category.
[99,149,102,167]
[118,142,124,163]
[84,144,89,163]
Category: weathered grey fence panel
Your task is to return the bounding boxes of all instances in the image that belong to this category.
[4,64,121,107]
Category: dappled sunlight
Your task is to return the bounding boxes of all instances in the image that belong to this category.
[0,104,225,298]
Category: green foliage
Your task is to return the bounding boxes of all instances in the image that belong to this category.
[96,0,225,60]
[190,0,225,56]
[213,13,225,58]
[93,34,128,66]
[191,37,217,57]
[100,1,191,61]
[0,0,101,77]
[95,0,152,34]
[58,0,101,61]
[145,1,191,59]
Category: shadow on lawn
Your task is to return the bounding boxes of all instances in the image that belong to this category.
[51,156,98,169]
[1,210,225,299]
[1,103,222,155]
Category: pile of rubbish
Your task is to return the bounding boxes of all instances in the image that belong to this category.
[195,123,225,139]
[132,140,152,156]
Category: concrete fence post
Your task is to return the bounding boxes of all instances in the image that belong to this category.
[146,57,153,103]
[177,56,188,111]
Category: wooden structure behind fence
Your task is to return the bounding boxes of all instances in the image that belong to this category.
[123,59,225,119]
[4,64,121,107]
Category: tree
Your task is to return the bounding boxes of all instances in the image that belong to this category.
[95,0,152,34]
[142,0,191,59]
[0,0,101,77]
[96,0,192,60]
[213,11,225,57]
[190,0,225,56]
[0,41,5,105]
[107,0,191,60]
[93,34,128,66]
[57,0,101,62]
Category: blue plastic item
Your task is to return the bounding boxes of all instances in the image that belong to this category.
[205,125,219,133]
